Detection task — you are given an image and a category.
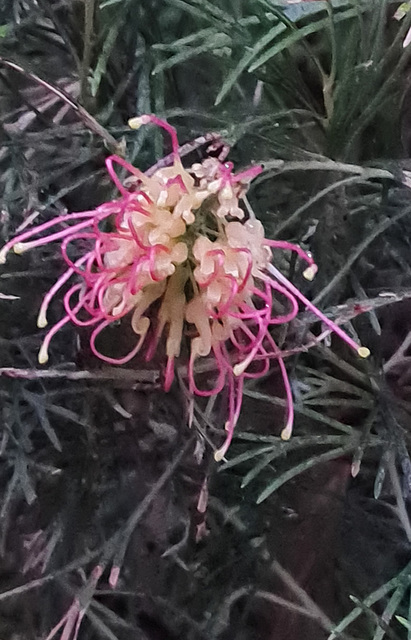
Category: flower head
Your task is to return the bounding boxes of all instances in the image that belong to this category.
[0,115,369,459]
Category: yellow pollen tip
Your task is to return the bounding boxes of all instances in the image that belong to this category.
[281,426,292,441]
[303,265,317,281]
[38,345,49,365]
[128,117,142,129]
[357,346,370,359]
[128,116,150,130]
[214,427,231,462]
[13,242,27,255]
[37,312,48,329]
[233,362,248,377]
[0,250,7,265]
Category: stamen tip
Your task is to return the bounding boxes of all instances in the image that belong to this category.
[281,426,292,441]
[303,265,317,281]
[214,448,227,462]
[233,360,249,376]
[13,242,26,255]
[128,115,150,130]
[37,313,48,329]
[357,346,370,359]
[38,347,49,365]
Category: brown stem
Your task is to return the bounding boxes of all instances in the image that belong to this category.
[0,57,121,154]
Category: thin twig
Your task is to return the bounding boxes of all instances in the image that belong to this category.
[0,367,159,385]
[274,176,364,236]
[255,590,332,623]
[313,204,411,305]
[0,57,121,153]
[387,450,411,544]
[260,159,395,181]
[270,559,336,635]
[383,331,411,373]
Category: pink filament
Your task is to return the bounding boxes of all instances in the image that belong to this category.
[105,155,148,195]
[232,165,263,183]
[40,315,72,360]
[188,341,227,398]
[38,259,85,326]
[267,263,363,353]
[141,114,180,157]
[264,238,315,268]
[90,318,147,365]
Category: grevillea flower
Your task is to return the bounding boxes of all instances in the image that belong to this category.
[0,115,369,459]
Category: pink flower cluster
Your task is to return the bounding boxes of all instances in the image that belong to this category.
[0,115,369,459]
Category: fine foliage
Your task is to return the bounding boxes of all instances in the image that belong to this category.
[1,1,411,639]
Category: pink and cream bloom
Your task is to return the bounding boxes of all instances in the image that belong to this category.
[0,115,369,459]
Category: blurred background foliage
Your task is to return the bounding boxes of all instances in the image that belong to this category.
[2,1,411,639]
